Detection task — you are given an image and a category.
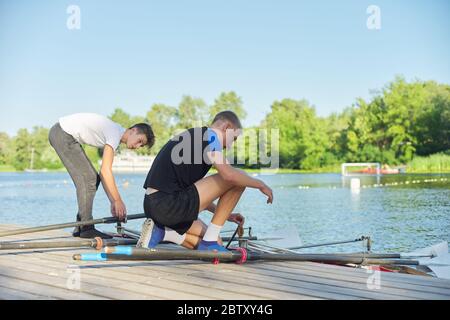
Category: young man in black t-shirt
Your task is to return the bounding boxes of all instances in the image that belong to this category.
[138,111,273,252]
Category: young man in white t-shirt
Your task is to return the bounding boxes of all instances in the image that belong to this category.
[48,113,155,239]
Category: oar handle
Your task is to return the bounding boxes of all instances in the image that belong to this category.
[0,213,146,238]
[0,237,138,250]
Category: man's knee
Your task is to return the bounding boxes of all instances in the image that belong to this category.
[231,185,246,194]
[195,173,233,194]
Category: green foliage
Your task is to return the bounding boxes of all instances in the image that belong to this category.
[407,153,450,173]
[263,99,336,169]
[0,132,12,165]
[83,145,101,171]
[0,165,16,172]
[40,146,63,169]
[144,92,247,155]
[109,108,145,128]
[1,79,449,172]
[13,128,31,170]
[209,91,247,122]
[337,77,450,165]
[413,83,450,155]
[146,103,178,153]
[30,127,52,169]
[109,108,132,127]
[10,127,64,170]
[177,95,209,129]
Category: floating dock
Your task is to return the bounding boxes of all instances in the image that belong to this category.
[0,224,449,300]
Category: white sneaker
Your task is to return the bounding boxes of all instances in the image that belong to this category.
[136,218,155,248]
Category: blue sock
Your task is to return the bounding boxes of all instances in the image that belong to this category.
[197,240,229,252]
[148,225,165,248]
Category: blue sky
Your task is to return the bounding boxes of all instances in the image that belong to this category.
[1,0,449,135]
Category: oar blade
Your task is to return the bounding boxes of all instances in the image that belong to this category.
[262,226,302,249]
[402,241,448,258]
[403,242,450,280]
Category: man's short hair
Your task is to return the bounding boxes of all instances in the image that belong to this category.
[129,123,155,148]
[212,111,242,129]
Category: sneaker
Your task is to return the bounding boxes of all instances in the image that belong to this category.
[72,229,81,237]
[72,214,82,237]
[79,227,112,239]
[136,218,165,248]
[197,240,229,252]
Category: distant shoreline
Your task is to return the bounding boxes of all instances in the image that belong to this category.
[1,166,450,175]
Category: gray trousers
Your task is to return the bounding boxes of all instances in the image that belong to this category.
[49,123,101,226]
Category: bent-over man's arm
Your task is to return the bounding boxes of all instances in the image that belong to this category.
[100,145,127,220]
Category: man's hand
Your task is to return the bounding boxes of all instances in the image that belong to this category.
[111,199,127,221]
[259,182,273,204]
[228,213,245,226]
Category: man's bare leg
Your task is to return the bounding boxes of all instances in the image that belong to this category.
[193,174,245,250]
[182,220,206,249]
[211,185,245,226]
[182,219,224,249]
[162,174,243,250]
[194,174,244,214]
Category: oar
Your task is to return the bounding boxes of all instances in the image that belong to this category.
[0,237,137,250]
[117,227,141,238]
[73,246,420,265]
[287,236,371,250]
[0,213,146,238]
[112,225,261,243]
[331,253,435,259]
[221,227,251,234]
[222,236,261,242]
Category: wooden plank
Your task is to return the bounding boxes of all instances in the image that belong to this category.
[218,261,450,294]
[101,257,449,299]
[0,246,426,298]
[69,259,366,300]
[2,226,448,291]
[10,250,446,300]
[86,254,445,298]
[0,253,244,300]
[0,256,207,300]
[2,249,271,300]
[0,256,163,300]
[1,224,449,300]
[0,285,55,300]
[0,267,112,300]
[255,263,450,297]
[146,263,420,300]
[41,252,317,300]
[0,274,105,300]
[278,260,450,285]
[185,262,450,299]
[172,268,373,300]
[266,261,450,287]
[259,261,450,289]
[0,224,439,281]
[35,246,317,300]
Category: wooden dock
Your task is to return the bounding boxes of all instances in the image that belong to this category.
[0,224,450,300]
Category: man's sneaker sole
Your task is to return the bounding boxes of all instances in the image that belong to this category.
[136,218,154,248]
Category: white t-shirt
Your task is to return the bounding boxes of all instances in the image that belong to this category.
[59,113,126,150]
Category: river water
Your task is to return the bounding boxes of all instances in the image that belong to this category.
[0,172,449,253]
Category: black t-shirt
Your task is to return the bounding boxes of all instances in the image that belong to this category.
[143,127,218,193]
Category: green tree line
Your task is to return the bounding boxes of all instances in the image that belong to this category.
[0,78,449,171]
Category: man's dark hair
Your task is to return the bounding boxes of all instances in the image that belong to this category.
[129,123,155,148]
[212,110,242,129]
